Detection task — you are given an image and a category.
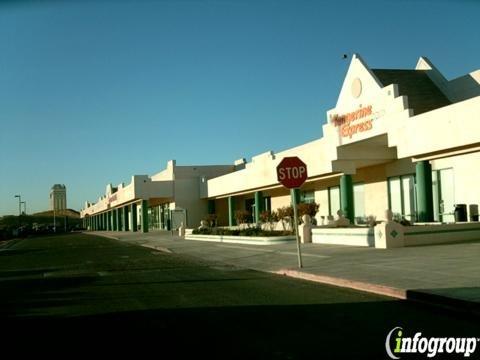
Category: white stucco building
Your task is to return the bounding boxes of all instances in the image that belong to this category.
[81,54,480,238]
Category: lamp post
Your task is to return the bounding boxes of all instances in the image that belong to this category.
[14,195,21,216]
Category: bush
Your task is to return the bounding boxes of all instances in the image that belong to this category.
[297,202,319,217]
[259,210,279,223]
[235,210,251,224]
[277,206,293,219]
[204,213,217,227]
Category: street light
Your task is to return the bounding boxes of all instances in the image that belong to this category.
[14,195,21,216]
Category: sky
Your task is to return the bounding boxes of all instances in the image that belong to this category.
[0,0,479,216]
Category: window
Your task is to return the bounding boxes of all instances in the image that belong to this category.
[328,186,340,217]
[432,168,455,222]
[301,190,315,204]
[353,183,365,224]
[388,175,416,221]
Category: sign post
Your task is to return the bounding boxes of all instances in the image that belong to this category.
[276,157,308,269]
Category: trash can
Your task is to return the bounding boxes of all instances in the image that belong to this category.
[454,204,467,222]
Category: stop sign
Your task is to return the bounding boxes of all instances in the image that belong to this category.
[276,157,308,189]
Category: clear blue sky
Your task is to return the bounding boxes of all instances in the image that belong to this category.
[0,0,478,216]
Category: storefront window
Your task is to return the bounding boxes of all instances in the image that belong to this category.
[301,191,315,204]
[432,168,455,222]
[353,183,365,224]
[328,186,340,217]
[388,175,416,221]
[149,205,161,230]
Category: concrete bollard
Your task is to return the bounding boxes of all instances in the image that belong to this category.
[178,222,185,237]
[299,215,313,243]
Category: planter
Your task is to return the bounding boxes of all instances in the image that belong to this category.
[185,234,296,245]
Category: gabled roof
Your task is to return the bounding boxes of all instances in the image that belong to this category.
[372,69,451,115]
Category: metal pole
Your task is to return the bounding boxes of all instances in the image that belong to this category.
[292,189,303,268]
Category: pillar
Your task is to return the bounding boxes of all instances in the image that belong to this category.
[228,196,236,226]
[254,191,263,223]
[123,206,129,231]
[290,189,300,206]
[141,200,149,233]
[131,203,138,232]
[416,161,434,222]
[340,174,355,223]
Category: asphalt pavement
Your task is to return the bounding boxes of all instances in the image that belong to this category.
[1,233,479,359]
[93,230,480,314]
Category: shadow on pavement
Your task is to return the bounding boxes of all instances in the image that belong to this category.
[407,287,480,315]
[2,300,479,359]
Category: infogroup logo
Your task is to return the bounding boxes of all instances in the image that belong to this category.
[385,327,479,359]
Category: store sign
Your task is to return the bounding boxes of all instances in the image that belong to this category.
[330,105,373,138]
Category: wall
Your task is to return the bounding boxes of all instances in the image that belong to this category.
[173,178,205,228]
[312,227,374,247]
[206,139,333,198]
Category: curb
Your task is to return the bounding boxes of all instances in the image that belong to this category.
[273,269,480,317]
[273,269,407,299]
[84,231,480,316]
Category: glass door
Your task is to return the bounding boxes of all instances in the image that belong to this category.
[433,168,455,222]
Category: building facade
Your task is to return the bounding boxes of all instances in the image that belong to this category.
[50,184,67,211]
[81,54,480,233]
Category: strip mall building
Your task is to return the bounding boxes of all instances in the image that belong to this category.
[81,54,480,237]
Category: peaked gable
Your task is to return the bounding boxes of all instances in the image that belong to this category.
[334,54,383,111]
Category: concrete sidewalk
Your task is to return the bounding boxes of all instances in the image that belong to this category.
[87,230,480,314]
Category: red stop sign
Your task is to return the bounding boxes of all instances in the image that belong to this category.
[276,157,308,189]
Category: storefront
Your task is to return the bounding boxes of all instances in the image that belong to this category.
[82,54,480,234]
[205,54,480,226]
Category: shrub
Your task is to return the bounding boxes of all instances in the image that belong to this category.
[235,210,251,224]
[277,206,293,220]
[259,210,279,223]
[204,213,217,227]
[297,202,319,217]
[192,227,211,235]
